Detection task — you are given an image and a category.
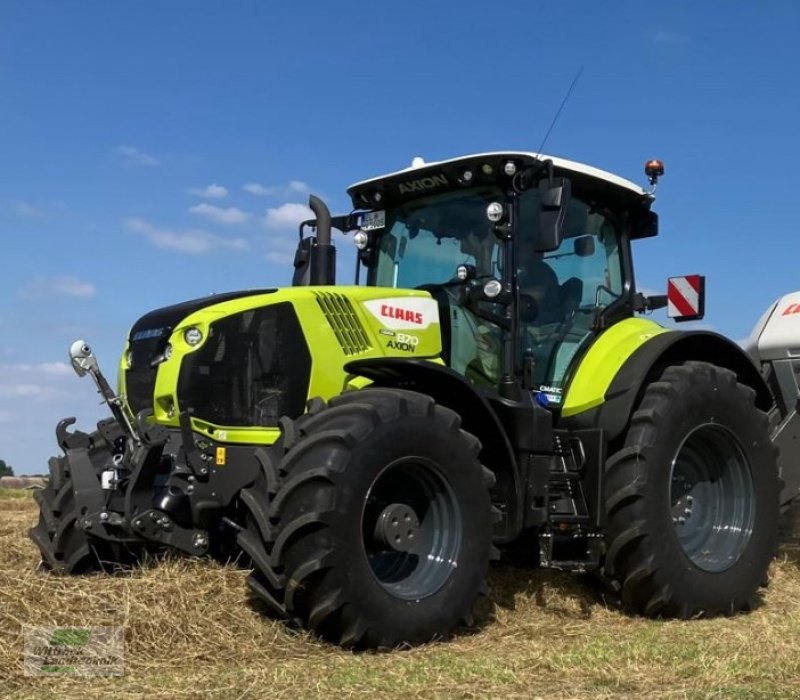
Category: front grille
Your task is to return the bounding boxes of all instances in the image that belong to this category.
[315,292,372,356]
[125,337,165,415]
[177,302,311,427]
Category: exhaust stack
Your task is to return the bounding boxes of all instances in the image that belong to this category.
[307,194,336,285]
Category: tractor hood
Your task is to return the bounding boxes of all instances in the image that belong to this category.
[128,289,277,345]
[120,286,444,443]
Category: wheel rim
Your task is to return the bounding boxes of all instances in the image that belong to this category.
[362,457,462,601]
[669,423,755,572]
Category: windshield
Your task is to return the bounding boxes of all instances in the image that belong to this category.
[372,187,504,288]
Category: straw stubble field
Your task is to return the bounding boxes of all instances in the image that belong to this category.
[2,488,800,699]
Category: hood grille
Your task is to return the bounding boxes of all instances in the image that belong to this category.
[315,292,372,356]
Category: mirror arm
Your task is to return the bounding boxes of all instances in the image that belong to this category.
[631,292,668,313]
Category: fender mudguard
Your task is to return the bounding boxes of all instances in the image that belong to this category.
[561,329,773,442]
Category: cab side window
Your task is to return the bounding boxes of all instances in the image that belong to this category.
[516,191,625,400]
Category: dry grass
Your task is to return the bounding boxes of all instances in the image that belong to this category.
[0,488,36,500]
[3,490,800,700]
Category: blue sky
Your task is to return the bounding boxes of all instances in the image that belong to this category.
[2,1,799,473]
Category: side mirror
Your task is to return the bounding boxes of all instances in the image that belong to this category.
[291,236,315,286]
[574,235,595,257]
[632,209,658,239]
[536,178,570,252]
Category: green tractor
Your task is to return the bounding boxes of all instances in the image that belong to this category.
[30,152,800,648]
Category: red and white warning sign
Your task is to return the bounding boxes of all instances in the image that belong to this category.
[667,275,705,321]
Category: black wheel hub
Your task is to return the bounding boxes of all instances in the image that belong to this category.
[373,504,421,553]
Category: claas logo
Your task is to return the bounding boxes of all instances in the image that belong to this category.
[380,305,424,325]
[782,303,800,316]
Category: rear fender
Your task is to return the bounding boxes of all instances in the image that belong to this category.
[561,330,773,443]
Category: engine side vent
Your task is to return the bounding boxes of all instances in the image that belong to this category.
[315,292,372,356]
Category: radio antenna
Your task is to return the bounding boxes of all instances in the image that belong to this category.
[535,66,584,157]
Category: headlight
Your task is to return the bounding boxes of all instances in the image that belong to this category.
[456,264,476,282]
[486,202,504,223]
[483,279,503,298]
[354,230,370,250]
[149,343,173,367]
[184,327,203,346]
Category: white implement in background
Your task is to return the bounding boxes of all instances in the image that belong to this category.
[744,291,800,504]
[745,291,800,363]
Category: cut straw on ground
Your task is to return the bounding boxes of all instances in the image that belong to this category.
[3,490,800,699]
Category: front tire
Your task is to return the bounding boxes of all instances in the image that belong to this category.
[237,388,495,648]
[29,428,141,574]
[602,361,780,617]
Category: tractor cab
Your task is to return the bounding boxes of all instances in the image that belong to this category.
[342,152,659,404]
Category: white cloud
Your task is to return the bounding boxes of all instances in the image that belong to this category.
[265,242,299,266]
[262,203,312,265]
[264,202,312,230]
[18,275,97,300]
[244,180,310,198]
[243,183,271,197]
[8,362,72,376]
[115,145,160,167]
[126,217,249,254]
[188,203,251,225]
[0,360,110,473]
[0,363,73,401]
[15,202,46,219]
[188,184,228,199]
[0,384,50,399]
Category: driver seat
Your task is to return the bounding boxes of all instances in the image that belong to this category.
[522,259,583,326]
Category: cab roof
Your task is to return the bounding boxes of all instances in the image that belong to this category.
[347,151,647,198]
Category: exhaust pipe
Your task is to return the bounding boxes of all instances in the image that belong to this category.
[309,194,331,247]
[308,194,336,285]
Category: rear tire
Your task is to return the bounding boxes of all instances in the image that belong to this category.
[602,361,780,617]
[237,388,495,648]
